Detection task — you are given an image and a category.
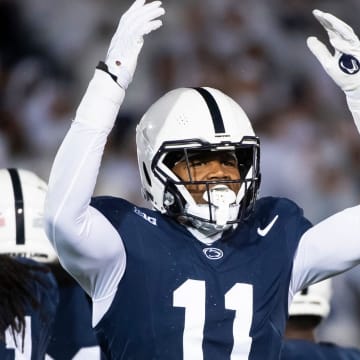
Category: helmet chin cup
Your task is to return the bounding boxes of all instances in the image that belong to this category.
[203,186,236,227]
[185,198,240,231]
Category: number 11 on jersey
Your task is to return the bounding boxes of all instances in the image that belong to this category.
[173,279,253,360]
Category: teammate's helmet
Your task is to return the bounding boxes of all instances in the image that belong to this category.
[289,279,332,319]
[0,168,58,263]
[136,87,261,230]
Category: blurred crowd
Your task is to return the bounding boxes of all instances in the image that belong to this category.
[1,0,360,349]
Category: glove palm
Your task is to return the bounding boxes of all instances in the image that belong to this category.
[307,9,360,96]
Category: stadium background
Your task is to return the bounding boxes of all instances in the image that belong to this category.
[1,0,360,348]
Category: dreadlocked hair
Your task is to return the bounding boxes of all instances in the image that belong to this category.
[0,255,50,350]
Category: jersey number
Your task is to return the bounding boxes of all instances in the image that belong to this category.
[173,279,253,360]
[5,316,32,359]
[45,347,101,360]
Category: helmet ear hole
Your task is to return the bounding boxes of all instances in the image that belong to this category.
[143,163,152,187]
[164,184,186,216]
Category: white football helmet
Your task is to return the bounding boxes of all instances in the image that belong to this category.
[0,168,58,263]
[289,279,332,319]
[136,87,261,231]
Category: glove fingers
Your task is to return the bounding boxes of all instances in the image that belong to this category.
[128,0,146,12]
[307,36,333,67]
[111,1,164,45]
[313,9,358,43]
[124,6,164,42]
[136,6,165,28]
[105,0,165,89]
[142,0,163,11]
[143,19,163,35]
[127,1,164,24]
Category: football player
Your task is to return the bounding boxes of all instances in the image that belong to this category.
[282,279,360,359]
[44,2,360,359]
[0,168,105,360]
[0,168,59,359]
[45,262,106,360]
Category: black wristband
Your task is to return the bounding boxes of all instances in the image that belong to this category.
[96,61,118,83]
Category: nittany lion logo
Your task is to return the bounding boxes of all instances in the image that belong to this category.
[203,247,223,260]
[339,54,360,74]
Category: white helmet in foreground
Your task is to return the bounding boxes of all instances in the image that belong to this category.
[0,168,58,263]
[136,87,261,231]
[289,279,332,319]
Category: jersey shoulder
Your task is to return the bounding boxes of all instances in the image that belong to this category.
[253,196,312,228]
[255,196,306,217]
[14,257,58,302]
[281,339,324,359]
[23,257,57,294]
[248,196,312,253]
[90,195,168,229]
[90,195,133,212]
[282,339,360,359]
[318,342,360,359]
[90,195,135,225]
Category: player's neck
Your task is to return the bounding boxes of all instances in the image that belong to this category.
[186,225,223,245]
[284,327,316,342]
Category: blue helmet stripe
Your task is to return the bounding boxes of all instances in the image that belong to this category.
[8,168,25,245]
[193,87,226,134]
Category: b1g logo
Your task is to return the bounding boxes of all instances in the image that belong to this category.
[134,207,157,226]
[339,54,360,74]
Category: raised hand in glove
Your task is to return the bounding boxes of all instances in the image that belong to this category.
[307,9,360,99]
[104,0,165,89]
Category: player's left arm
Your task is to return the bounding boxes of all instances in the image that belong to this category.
[291,205,360,296]
[290,11,360,295]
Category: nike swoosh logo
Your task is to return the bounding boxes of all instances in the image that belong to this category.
[257,215,279,237]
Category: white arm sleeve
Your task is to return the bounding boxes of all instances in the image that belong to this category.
[346,96,360,134]
[290,205,360,300]
[45,69,127,304]
[290,100,360,302]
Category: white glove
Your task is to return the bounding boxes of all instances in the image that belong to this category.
[104,0,165,89]
[307,9,360,99]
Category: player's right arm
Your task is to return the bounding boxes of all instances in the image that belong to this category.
[44,0,164,318]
